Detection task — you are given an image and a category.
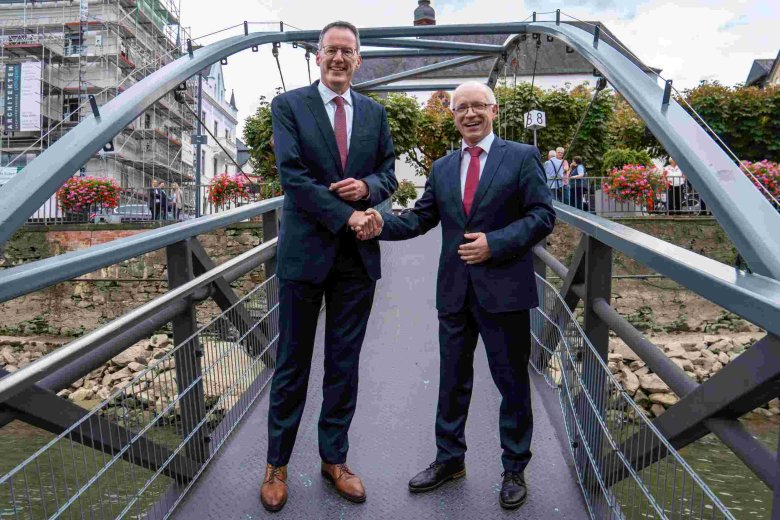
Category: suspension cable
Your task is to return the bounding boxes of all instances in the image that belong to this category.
[272,43,287,92]
[562,78,608,163]
[305,49,312,84]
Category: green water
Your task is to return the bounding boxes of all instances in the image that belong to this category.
[0,417,775,518]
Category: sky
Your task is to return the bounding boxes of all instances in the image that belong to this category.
[179,0,780,138]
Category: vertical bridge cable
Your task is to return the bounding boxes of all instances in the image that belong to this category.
[272,43,286,92]
[563,77,608,164]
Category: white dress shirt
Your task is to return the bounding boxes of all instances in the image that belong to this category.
[318,81,353,152]
[459,132,495,199]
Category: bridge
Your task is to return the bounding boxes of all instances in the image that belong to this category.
[1,13,780,520]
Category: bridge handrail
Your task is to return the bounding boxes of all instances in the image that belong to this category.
[551,203,780,337]
[0,197,283,304]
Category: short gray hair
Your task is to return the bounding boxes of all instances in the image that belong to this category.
[318,21,361,52]
[450,81,497,109]
[548,150,556,159]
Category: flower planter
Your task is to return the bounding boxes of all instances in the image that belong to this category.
[595,189,644,217]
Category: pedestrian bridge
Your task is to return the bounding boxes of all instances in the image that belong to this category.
[1,16,780,520]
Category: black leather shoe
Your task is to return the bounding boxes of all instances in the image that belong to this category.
[499,471,528,509]
[408,460,466,493]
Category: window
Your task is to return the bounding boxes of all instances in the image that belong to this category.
[225,129,229,140]
[213,157,218,176]
[213,120,218,137]
[201,111,206,128]
[144,113,151,129]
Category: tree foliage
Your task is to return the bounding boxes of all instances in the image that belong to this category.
[602,148,653,174]
[242,96,277,181]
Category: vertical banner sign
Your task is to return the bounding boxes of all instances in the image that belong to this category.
[3,64,20,131]
[19,62,42,132]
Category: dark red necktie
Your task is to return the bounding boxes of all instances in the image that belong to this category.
[463,146,482,215]
[333,96,348,171]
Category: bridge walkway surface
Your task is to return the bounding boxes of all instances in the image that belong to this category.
[172,230,588,519]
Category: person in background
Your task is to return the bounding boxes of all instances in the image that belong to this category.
[664,158,684,214]
[544,150,565,202]
[569,156,588,211]
[169,182,184,220]
[556,147,570,204]
[148,179,167,221]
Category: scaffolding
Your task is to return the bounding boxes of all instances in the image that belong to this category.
[0,0,195,194]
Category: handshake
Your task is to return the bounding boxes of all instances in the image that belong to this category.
[348,209,384,241]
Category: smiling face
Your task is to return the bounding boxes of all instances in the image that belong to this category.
[316,27,361,94]
[451,84,498,147]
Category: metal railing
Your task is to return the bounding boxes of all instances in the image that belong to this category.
[531,275,734,519]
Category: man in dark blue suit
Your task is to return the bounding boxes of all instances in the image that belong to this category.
[260,21,396,512]
[361,81,554,510]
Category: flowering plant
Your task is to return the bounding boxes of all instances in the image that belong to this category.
[207,173,251,207]
[602,164,670,209]
[57,176,120,213]
[741,160,779,202]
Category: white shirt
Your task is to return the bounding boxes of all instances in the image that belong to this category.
[318,81,353,151]
[459,132,495,199]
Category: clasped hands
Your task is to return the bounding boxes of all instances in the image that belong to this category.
[348,209,383,240]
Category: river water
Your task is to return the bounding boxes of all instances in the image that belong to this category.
[0,416,775,518]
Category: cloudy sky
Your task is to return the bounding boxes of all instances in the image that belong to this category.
[179,0,779,137]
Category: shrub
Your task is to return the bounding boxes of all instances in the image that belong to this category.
[57,176,120,213]
[207,173,251,208]
[602,164,670,209]
[741,160,780,202]
[392,179,418,208]
[602,148,653,175]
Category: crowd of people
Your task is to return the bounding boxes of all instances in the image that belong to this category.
[148,179,184,220]
[543,146,590,211]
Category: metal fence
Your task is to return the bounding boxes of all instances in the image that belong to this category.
[530,274,734,519]
[0,276,279,519]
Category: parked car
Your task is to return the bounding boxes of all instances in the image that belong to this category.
[91,204,154,223]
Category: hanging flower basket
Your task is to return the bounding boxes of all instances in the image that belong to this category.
[741,160,780,203]
[602,164,670,211]
[207,173,251,208]
[57,176,121,213]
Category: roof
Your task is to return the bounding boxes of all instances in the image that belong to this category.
[745,58,775,87]
[236,138,250,167]
[353,22,659,84]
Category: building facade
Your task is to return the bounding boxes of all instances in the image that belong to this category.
[1,0,195,194]
[196,62,239,183]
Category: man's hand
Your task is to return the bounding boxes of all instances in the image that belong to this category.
[352,208,384,240]
[458,232,491,265]
[348,211,376,239]
[330,178,369,202]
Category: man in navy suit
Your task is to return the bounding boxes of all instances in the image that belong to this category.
[361,82,554,510]
[260,21,397,512]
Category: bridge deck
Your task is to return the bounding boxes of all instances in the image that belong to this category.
[172,232,588,519]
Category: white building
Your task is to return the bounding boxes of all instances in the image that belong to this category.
[196,62,239,184]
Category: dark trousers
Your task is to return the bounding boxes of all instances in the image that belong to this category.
[435,282,533,473]
[266,237,376,466]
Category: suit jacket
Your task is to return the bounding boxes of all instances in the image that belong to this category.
[380,137,555,313]
[272,81,397,283]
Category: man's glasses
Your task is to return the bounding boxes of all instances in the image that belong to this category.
[452,103,495,114]
[321,46,357,58]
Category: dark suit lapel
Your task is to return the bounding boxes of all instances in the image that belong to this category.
[344,92,363,178]
[465,137,507,226]
[444,150,467,227]
[303,82,343,176]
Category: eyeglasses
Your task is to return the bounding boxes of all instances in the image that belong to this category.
[321,46,357,58]
[452,102,495,114]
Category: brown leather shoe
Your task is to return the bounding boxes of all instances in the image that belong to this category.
[260,464,288,512]
[321,462,367,503]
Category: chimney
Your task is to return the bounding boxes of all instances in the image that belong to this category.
[414,0,436,26]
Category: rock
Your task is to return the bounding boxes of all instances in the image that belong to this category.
[717,352,730,365]
[608,353,623,363]
[769,398,780,409]
[770,407,780,416]
[672,358,694,372]
[96,387,111,400]
[694,356,715,372]
[134,390,155,407]
[629,360,646,370]
[700,349,716,360]
[57,389,71,398]
[69,387,94,402]
[708,339,734,353]
[5,364,18,372]
[639,373,670,394]
[610,341,640,362]
[694,367,710,381]
[684,350,702,361]
[1,350,16,365]
[633,389,651,408]
[128,362,146,372]
[703,335,721,346]
[664,342,687,359]
[753,408,774,418]
[608,361,620,374]
[681,342,699,352]
[649,393,679,407]
[111,344,149,367]
[635,367,650,377]
[620,366,640,395]
[150,334,171,348]
[651,404,666,417]
[711,361,723,373]
[106,367,133,384]
[71,378,84,389]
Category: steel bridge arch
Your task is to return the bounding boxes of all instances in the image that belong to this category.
[1,21,778,278]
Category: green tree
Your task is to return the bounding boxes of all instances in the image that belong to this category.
[242,96,277,181]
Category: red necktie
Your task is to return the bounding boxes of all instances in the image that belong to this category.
[333,96,348,171]
[463,146,482,215]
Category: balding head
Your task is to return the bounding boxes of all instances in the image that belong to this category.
[450,82,496,109]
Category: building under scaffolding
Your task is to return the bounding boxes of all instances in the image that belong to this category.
[0,0,195,195]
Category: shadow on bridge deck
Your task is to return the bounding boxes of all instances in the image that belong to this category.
[172,231,588,519]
